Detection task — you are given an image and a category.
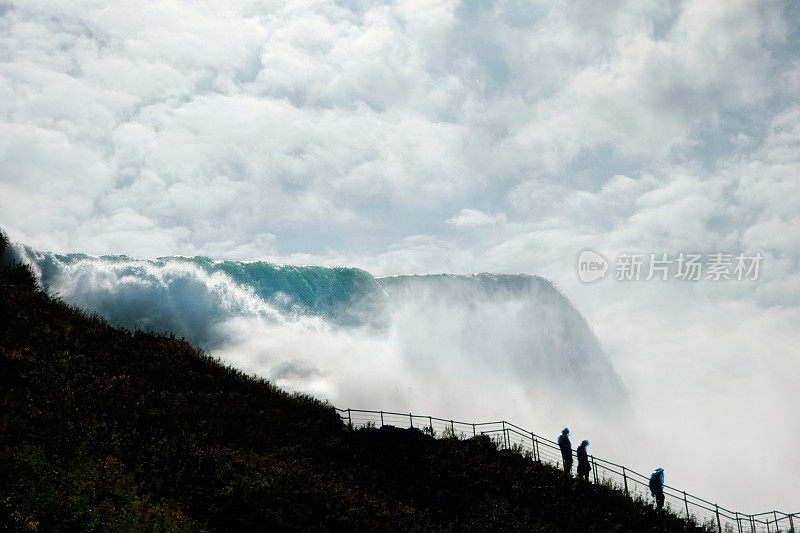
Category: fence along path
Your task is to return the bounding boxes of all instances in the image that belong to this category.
[336,408,797,533]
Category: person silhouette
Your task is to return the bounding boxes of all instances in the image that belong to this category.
[576,440,591,481]
[649,468,665,510]
[558,428,573,475]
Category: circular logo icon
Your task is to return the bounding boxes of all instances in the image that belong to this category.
[577,249,609,284]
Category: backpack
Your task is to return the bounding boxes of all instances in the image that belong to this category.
[649,472,662,491]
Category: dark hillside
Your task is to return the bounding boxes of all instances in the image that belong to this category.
[0,231,705,532]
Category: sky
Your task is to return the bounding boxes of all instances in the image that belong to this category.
[1,0,799,513]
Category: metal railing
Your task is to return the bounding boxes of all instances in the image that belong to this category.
[336,408,797,533]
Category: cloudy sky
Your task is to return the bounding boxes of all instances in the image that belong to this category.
[1,0,799,512]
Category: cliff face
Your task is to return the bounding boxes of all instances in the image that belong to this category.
[0,231,698,532]
[378,273,627,408]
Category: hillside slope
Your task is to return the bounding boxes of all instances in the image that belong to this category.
[0,232,703,532]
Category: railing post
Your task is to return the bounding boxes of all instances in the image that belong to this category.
[380,410,384,427]
[534,437,540,462]
[683,491,689,520]
[773,511,778,532]
[789,513,795,533]
[622,467,628,495]
[715,504,723,533]
[736,512,743,533]
[472,423,476,437]
[591,455,598,484]
[751,515,756,533]
[409,412,413,428]
[347,408,352,429]
[501,421,507,449]
[429,416,433,435]
[530,433,536,460]
[451,419,455,437]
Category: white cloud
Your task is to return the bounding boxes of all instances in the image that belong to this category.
[446,208,506,228]
[1,0,794,257]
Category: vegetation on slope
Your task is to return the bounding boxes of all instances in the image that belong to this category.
[0,231,706,532]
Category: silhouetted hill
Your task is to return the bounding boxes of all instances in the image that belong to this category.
[0,231,706,532]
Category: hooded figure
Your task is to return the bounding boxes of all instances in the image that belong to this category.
[649,468,665,510]
[558,428,573,474]
[576,440,591,481]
